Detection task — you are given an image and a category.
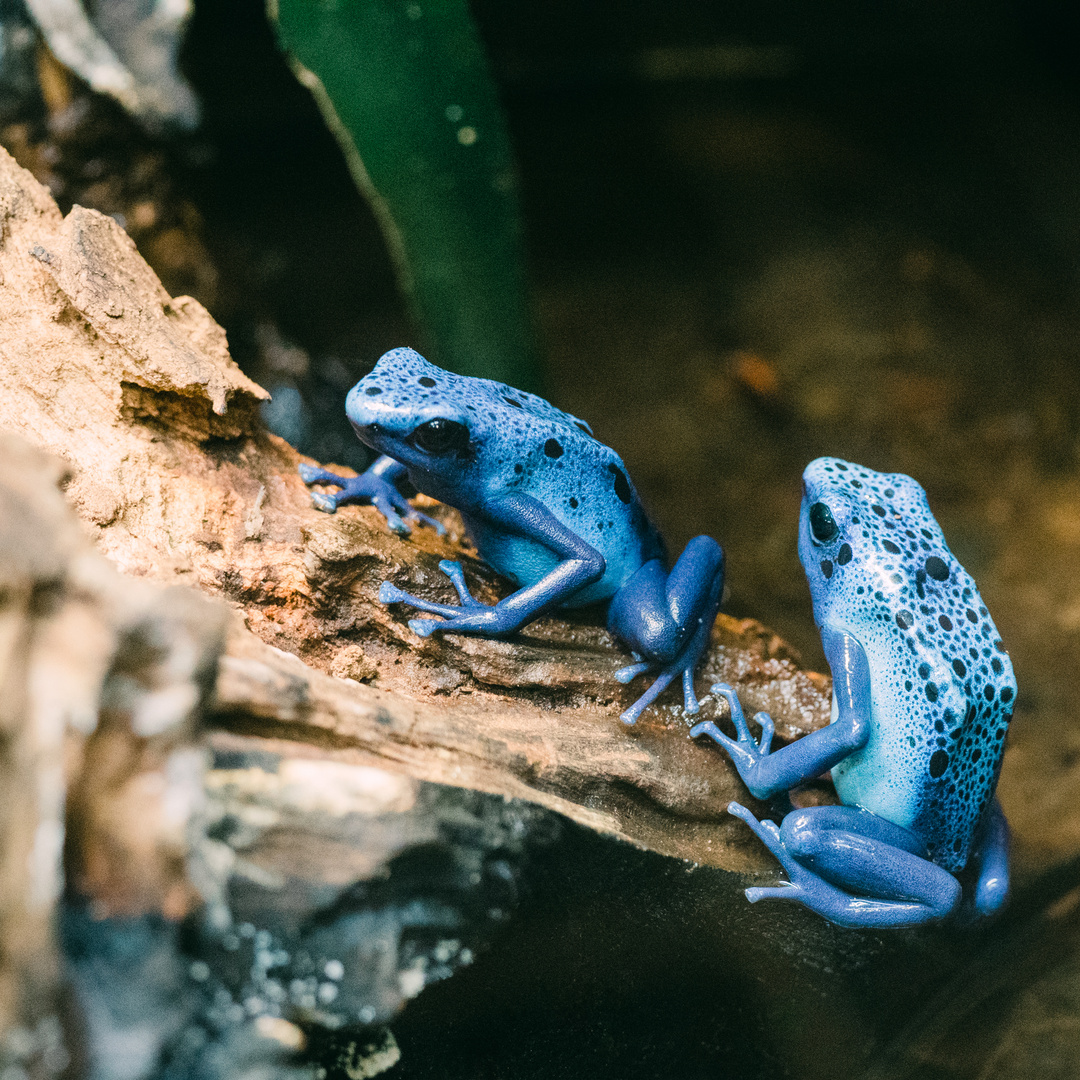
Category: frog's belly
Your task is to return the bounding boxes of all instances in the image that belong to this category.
[465,517,644,608]
[830,673,1002,873]
[830,690,923,832]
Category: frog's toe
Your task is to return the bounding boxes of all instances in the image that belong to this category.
[382,584,477,621]
[728,800,774,823]
[753,712,775,754]
[408,618,442,637]
[379,581,408,604]
[728,802,787,861]
[410,509,447,536]
[619,667,680,725]
[689,719,737,755]
[437,560,491,608]
[745,884,800,904]
[614,660,652,684]
[297,463,321,483]
[681,666,701,714]
[310,492,338,514]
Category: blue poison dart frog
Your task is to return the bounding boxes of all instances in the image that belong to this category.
[299,347,725,725]
[691,458,1015,928]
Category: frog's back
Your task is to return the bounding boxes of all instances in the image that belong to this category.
[359,350,664,605]
[803,459,1016,872]
[461,383,663,604]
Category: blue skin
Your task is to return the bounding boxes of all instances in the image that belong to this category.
[691,458,1016,928]
[298,347,725,725]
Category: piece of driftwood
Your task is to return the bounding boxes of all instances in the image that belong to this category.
[0,142,839,1072]
[0,432,227,1077]
[0,143,833,882]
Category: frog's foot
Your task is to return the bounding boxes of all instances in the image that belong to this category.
[729,802,963,929]
[380,560,509,638]
[608,536,724,725]
[298,464,445,536]
[727,802,820,906]
[618,616,713,725]
[689,683,775,779]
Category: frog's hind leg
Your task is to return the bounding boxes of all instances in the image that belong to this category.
[609,536,725,725]
[730,803,962,928]
[964,797,1009,919]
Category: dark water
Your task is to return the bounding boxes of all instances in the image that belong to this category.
[63,0,1080,1075]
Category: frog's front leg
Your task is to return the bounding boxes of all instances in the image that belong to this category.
[730,803,962,928]
[298,455,445,535]
[380,493,605,638]
[607,535,725,725]
[690,628,872,798]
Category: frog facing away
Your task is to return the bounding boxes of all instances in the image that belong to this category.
[299,348,725,725]
[691,457,1015,928]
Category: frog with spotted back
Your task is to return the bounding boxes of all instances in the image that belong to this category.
[691,457,1015,928]
[299,347,725,725]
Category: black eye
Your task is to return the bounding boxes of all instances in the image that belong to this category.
[809,502,839,544]
[409,418,470,455]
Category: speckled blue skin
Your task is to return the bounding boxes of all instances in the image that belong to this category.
[690,458,1016,928]
[298,348,725,725]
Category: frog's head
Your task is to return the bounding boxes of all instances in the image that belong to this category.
[346,348,477,479]
[798,456,948,628]
[345,348,596,493]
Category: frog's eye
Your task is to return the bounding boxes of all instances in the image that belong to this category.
[409,418,470,455]
[809,502,840,544]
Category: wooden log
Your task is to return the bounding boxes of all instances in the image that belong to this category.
[0,143,833,883]
[0,140,839,1066]
[0,432,226,1076]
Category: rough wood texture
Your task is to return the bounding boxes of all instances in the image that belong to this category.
[0,434,80,1074]
[0,143,833,880]
[210,615,830,870]
[0,432,226,1077]
[0,145,834,874]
